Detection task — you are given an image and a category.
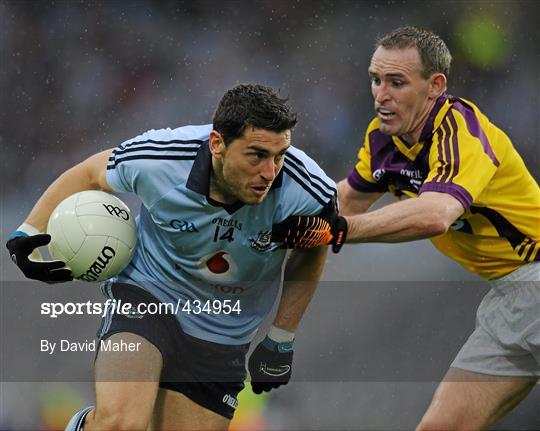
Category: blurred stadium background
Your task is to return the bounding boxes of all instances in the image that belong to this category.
[1,1,539,430]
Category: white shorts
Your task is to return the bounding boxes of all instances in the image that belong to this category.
[451,263,540,377]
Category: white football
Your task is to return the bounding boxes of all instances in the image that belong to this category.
[47,191,137,282]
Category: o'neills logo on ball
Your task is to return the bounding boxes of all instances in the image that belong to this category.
[78,246,116,282]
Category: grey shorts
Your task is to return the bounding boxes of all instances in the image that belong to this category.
[451,263,540,377]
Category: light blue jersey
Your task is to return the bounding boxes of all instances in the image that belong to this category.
[105,124,336,344]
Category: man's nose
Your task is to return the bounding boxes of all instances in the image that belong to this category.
[374,83,391,104]
[260,158,277,182]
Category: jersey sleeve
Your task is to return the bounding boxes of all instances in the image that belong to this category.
[419,102,500,209]
[347,119,388,193]
[106,128,202,208]
[275,147,337,221]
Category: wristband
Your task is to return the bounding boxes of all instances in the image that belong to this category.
[8,231,29,241]
[10,223,43,239]
[264,325,295,353]
[19,223,43,235]
[268,325,295,342]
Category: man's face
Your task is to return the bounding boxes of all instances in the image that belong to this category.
[368,46,433,139]
[212,127,291,205]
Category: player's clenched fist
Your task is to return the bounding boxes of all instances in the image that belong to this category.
[271,214,348,253]
[248,336,294,394]
[6,232,73,283]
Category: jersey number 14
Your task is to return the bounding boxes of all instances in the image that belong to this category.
[213,226,235,242]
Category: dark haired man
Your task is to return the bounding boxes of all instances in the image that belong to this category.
[6,84,336,430]
[273,27,539,430]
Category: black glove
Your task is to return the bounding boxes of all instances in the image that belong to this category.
[248,336,294,394]
[6,233,73,283]
[271,214,348,253]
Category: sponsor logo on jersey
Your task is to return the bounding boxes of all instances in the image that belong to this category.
[170,219,199,233]
[78,246,116,282]
[249,230,272,252]
[197,251,238,282]
[212,283,251,295]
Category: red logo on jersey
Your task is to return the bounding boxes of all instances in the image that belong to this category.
[206,251,230,274]
[197,251,238,282]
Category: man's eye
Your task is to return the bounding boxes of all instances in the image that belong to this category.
[392,80,403,87]
[370,77,381,85]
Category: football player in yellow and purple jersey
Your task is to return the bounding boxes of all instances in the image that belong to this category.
[350,94,539,280]
[272,27,539,430]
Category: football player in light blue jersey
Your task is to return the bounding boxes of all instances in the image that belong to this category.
[7,84,336,430]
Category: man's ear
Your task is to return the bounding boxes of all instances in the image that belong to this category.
[429,73,447,99]
[209,130,226,159]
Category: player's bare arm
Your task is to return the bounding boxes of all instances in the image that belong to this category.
[343,191,464,243]
[337,179,383,216]
[25,149,113,232]
[248,245,328,394]
[275,245,328,331]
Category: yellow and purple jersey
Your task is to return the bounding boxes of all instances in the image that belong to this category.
[347,95,540,280]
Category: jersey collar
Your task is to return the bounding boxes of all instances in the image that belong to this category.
[186,140,284,214]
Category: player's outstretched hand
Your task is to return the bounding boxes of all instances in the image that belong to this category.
[271,214,348,253]
[248,336,294,394]
[6,233,73,283]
